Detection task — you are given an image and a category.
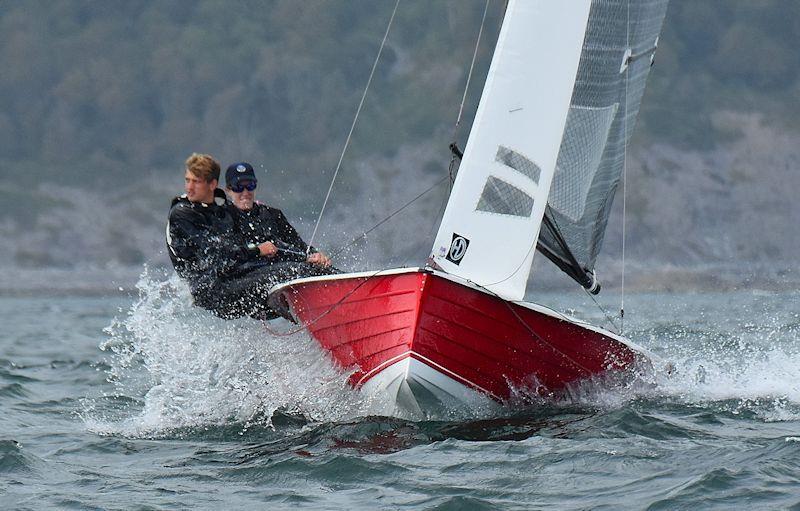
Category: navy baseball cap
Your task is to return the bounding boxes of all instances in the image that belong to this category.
[225,162,257,187]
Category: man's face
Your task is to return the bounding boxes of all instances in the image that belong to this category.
[227,180,256,211]
[184,170,217,204]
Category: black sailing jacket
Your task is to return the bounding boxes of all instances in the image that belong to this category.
[166,189,259,295]
[235,202,316,260]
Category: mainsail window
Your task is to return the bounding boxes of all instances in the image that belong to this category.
[476,176,534,217]
[495,146,541,184]
[550,104,617,222]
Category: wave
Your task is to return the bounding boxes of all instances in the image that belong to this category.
[629,301,800,421]
[0,440,42,475]
[85,268,800,438]
[86,268,370,438]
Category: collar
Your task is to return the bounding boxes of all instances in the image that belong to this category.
[172,189,229,208]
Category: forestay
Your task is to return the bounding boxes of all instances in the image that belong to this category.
[431,0,592,301]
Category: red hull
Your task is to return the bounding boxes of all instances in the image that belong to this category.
[271,269,640,402]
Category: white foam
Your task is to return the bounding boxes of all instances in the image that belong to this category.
[87,269,371,437]
[519,301,800,421]
[86,273,800,431]
[640,310,800,421]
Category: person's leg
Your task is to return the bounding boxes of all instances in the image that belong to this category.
[195,262,341,320]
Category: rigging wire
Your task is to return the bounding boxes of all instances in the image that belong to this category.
[620,0,630,334]
[329,174,449,259]
[542,202,621,334]
[313,1,494,266]
[307,0,401,253]
[503,300,594,377]
[266,2,620,359]
[460,279,595,377]
[262,267,395,337]
[452,0,490,144]
[448,0,491,185]
[335,2,493,262]
[583,286,621,333]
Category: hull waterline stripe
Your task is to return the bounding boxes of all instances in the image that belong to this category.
[409,351,501,401]
[335,336,411,366]
[355,351,413,388]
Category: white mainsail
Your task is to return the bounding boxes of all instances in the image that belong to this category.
[430,0,592,301]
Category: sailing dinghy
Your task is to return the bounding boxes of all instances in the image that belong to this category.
[269,0,669,416]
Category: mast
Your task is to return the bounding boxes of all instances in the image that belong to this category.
[429,0,593,301]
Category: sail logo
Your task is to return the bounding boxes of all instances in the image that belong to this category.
[446,233,470,265]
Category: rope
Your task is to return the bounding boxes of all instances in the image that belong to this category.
[265,262,593,378]
[462,279,595,377]
[307,0,401,252]
[266,179,448,337]
[584,287,621,334]
[447,0,491,186]
[262,267,396,337]
[503,301,594,377]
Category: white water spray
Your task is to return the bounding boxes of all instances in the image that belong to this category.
[88,268,371,437]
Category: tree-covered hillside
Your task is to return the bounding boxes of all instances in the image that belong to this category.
[0,1,501,189]
[643,1,800,147]
[1,1,798,291]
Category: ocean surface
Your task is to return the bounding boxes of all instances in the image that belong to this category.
[2,270,799,510]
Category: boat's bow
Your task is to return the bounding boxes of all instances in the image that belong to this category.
[269,268,649,417]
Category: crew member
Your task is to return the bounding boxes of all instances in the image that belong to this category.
[166,153,288,319]
[224,161,331,267]
[221,162,337,310]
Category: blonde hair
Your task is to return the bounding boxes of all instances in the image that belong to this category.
[184,153,220,183]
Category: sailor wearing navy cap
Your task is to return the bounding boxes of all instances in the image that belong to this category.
[225,162,258,190]
[224,161,331,268]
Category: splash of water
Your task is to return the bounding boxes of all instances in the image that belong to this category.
[87,267,371,437]
[86,271,800,436]
[630,298,800,421]
[501,293,800,421]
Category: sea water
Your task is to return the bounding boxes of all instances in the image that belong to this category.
[1,270,799,510]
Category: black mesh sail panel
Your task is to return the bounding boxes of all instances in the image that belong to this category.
[536,0,668,291]
[476,176,534,217]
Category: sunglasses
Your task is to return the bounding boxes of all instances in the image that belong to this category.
[230,181,257,193]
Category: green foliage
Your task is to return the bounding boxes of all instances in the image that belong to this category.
[638,0,800,147]
[0,0,796,188]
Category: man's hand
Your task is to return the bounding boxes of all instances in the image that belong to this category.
[258,241,278,257]
[307,251,331,267]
